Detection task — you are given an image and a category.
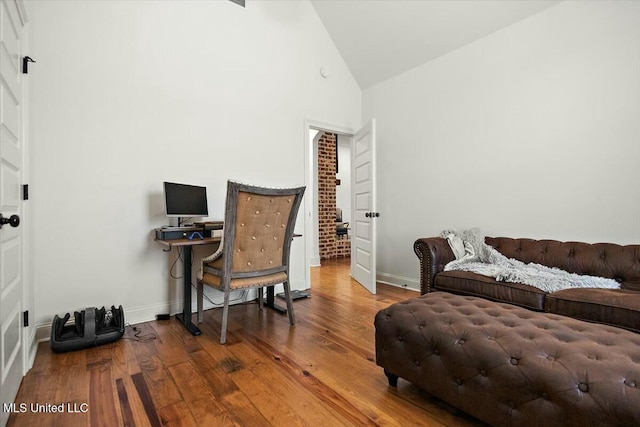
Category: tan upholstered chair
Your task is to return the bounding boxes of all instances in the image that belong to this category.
[197,181,305,344]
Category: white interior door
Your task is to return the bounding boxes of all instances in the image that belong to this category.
[350,119,377,294]
[0,0,27,423]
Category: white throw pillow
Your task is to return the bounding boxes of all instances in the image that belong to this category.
[445,233,466,259]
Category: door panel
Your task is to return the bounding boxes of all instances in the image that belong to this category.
[0,0,26,423]
[351,119,377,294]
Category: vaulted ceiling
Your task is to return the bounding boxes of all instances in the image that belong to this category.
[310,0,561,89]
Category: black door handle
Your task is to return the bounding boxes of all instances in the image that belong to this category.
[365,212,380,218]
[0,214,20,229]
[365,212,371,218]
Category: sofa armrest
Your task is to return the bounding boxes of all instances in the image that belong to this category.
[414,237,455,295]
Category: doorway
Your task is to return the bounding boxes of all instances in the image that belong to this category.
[303,120,354,290]
[304,119,378,295]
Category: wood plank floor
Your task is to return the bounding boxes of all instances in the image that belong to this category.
[9,258,485,427]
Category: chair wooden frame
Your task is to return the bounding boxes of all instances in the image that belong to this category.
[197,181,305,344]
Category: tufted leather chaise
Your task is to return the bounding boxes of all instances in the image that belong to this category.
[375,292,640,426]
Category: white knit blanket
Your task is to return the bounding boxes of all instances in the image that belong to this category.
[441,229,620,293]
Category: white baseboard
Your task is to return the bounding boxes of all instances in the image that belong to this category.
[376,271,420,292]
[36,323,51,343]
[34,281,307,344]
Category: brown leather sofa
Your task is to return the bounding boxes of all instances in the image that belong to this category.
[413,236,640,332]
[373,237,640,426]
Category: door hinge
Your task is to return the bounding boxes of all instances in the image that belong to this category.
[23,184,29,200]
[22,56,35,74]
[23,310,29,327]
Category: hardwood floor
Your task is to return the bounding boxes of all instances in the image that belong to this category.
[9,258,484,426]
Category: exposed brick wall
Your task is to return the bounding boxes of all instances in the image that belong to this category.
[318,132,350,260]
[318,132,337,259]
[336,235,351,258]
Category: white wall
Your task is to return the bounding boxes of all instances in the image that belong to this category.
[28,0,361,328]
[364,1,640,290]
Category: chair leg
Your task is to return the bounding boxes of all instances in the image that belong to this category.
[282,281,296,325]
[258,287,264,310]
[197,281,204,323]
[220,288,231,344]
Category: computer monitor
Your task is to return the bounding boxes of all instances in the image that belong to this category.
[163,182,208,223]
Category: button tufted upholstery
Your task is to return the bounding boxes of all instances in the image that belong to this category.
[415,237,640,295]
[485,238,640,290]
[200,191,294,290]
[414,236,640,332]
[375,292,640,427]
[197,181,305,344]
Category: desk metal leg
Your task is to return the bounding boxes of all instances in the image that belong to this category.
[175,245,202,336]
[264,285,287,314]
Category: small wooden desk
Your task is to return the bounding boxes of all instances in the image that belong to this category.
[155,236,221,336]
